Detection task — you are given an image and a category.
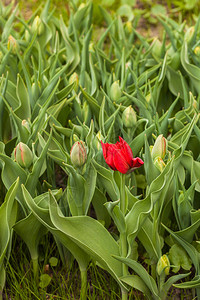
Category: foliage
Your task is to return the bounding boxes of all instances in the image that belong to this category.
[0,0,199,299]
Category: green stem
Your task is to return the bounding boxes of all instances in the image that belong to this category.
[121,287,128,300]
[120,173,128,300]
[120,173,126,215]
[32,257,39,281]
[80,268,87,300]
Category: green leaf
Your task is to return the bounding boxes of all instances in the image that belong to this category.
[25,131,52,197]
[173,275,200,289]
[117,5,134,21]
[105,200,126,234]
[22,185,90,271]
[39,274,52,288]
[181,42,200,94]
[130,123,155,157]
[48,191,125,289]
[15,74,31,120]
[49,257,58,267]
[169,244,192,273]
[120,275,151,299]
[92,160,119,202]
[161,272,191,298]
[0,178,19,292]
[114,256,159,298]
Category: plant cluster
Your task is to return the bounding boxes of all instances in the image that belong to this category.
[0,1,199,299]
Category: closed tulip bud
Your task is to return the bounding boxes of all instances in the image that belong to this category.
[192,99,197,109]
[125,60,131,70]
[152,38,162,58]
[70,141,87,167]
[89,42,95,53]
[154,157,166,172]
[7,35,19,54]
[110,81,121,101]
[122,106,137,128]
[78,3,86,9]
[72,134,80,143]
[185,26,194,43]
[69,72,79,92]
[125,21,132,34]
[83,101,91,124]
[22,119,31,132]
[93,131,104,151]
[25,29,31,42]
[157,254,170,276]
[14,142,33,168]
[194,46,200,56]
[32,16,44,36]
[151,134,167,160]
[146,93,151,103]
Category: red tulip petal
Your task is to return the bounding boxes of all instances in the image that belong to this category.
[113,150,130,174]
[118,137,133,167]
[101,141,117,170]
[131,157,144,169]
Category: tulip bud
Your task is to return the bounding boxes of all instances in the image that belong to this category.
[7,35,19,54]
[145,93,151,103]
[78,3,86,9]
[93,131,104,151]
[70,141,87,167]
[72,134,80,143]
[110,81,121,101]
[194,46,200,57]
[31,16,44,36]
[22,119,31,133]
[122,106,137,128]
[185,26,194,43]
[82,101,91,124]
[125,21,132,34]
[192,99,198,110]
[125,60,131,70]
[154,157,166,172]
[89,42,95,53]
[25,29,31,42]
[157,254,170,276]
[69,72,79,92]
[152,38,162,58]
[14,142,33,168]
[151,134,167,160]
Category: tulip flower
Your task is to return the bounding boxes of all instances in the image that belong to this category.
[14,142,33,168]
[70,141,87,167]
[101,137,144,174]
[151,134,167,161]
[157,254,170,276]
[110,81,121,101]
[122,106,137,128]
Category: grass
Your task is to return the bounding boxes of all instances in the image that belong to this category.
[3,234,195,300]
[4,234,122,300]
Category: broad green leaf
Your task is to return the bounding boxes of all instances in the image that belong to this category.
[92,160,119,202]
[120,275,151,299]
[169,244,192,273]
[22,185,90,271]
[0,178,19,292]
[48,191,126,289]
[114,256,159,298]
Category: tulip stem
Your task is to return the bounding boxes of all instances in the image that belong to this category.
[120,173,128,300]
[80,268,87,300]
[120,173,126,215]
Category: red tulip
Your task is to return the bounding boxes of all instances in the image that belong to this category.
[101,137,144,174]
